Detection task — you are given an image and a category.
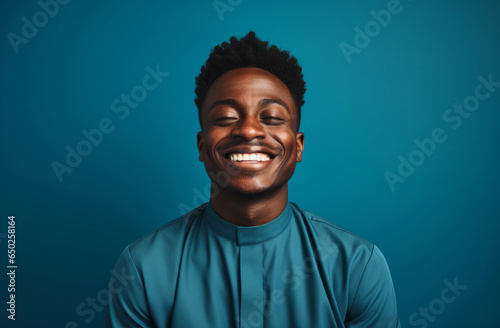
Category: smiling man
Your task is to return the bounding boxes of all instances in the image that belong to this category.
[106,31,400,328]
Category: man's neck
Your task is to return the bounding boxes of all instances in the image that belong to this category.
[209,184,288,227]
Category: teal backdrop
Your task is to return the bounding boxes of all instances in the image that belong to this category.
[1,0,499,327]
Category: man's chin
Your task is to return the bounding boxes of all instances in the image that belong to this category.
[225,185,270,197]
[215,180,284,198]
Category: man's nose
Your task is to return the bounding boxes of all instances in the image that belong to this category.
[231,116,266,140]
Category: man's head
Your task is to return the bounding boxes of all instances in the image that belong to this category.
[195,32,306,198]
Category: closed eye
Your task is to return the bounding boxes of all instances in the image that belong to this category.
[261,116,285,124]
[212,117,238,125]
[214,117,238,121]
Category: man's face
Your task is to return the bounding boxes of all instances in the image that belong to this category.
[197,67,304,196]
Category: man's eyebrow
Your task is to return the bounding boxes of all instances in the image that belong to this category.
[260,98,290,113]
[207,99,241,112]
[207,98,290,113]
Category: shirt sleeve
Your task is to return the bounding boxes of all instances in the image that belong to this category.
[105,246,154,328]
[345,245,401,328]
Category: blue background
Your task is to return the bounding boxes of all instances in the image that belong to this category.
[1,0,499,327]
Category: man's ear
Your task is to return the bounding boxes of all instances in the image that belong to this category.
[197,131,204,162]
[296,132,304,162]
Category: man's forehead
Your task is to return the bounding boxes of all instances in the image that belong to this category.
[203,67,295,107]
[212,67,283,85]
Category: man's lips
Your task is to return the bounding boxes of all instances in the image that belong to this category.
[222,155,274,171]
[220,149,277,171]
[219,146,279,171]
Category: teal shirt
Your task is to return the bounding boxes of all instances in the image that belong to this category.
[106,202,400,327]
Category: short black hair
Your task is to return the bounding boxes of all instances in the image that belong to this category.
[194,31,306,129]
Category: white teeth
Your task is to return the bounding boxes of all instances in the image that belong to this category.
[228,153,271,162]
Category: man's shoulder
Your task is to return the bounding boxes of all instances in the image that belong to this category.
[126,204,206,261]
[290,202,375,254]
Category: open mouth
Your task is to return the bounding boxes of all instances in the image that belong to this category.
[221,150,277,171]
[226,152,272,162]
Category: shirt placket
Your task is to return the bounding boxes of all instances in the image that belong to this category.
[239,243,264,328]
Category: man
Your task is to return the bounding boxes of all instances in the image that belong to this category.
[106,31,400,328]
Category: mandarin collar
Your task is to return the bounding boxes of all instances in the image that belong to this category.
[204,202,292,246]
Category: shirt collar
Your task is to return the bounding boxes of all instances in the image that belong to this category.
[204,202,292,246]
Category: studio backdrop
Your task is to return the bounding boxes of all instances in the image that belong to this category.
[1,0,499,327]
